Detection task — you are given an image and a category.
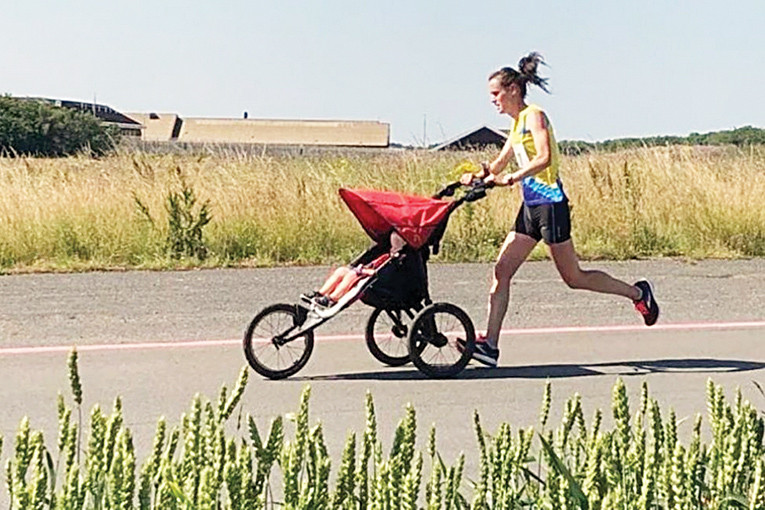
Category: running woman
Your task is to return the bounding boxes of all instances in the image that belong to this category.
[460,52,659,367]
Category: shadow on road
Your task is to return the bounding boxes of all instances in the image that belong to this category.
[294,358,765,382]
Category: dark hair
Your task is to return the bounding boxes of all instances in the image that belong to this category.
[489,52,550,97]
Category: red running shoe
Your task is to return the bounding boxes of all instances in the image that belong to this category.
[633,280,659,326]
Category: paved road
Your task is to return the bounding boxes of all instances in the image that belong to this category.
[1,259,764,486]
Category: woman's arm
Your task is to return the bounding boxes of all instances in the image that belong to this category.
[461,132,514,184]
[487,134,515,175]
[502,110,550,185]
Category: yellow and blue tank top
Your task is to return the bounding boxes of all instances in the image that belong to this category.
[509,104,566,205]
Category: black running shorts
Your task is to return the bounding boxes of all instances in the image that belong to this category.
[512,200,571,244]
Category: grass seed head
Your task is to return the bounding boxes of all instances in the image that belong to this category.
[67,348,83,406]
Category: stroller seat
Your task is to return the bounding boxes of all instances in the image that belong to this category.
[310,254,392,319]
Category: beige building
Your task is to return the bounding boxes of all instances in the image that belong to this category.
[125,113,181,142]
[126,113,390,147]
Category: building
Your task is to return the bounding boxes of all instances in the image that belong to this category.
[123,112,182,141]
[15,97,392,147]
[177,118,389,147]
[18,97,142,136]
[431,126,508,151]
[125,113,390,148]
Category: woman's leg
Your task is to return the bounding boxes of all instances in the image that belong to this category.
[485,231,538,347]
[548,239,641,300]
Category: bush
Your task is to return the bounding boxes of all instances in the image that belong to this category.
[133,168,213,260]
[0,96,117,156]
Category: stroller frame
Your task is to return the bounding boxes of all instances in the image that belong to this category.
[243,179,493,379]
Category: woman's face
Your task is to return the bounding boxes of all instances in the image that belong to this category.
[488,77,515,114]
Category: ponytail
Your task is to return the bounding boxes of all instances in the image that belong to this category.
[517,52,550,93]
[489,51,550,97]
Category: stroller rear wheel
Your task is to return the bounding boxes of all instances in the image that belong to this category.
[243,304,314,380]
[365,308,417,366]
[408,302,475,378]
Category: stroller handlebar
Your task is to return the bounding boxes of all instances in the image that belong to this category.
[433,178,495,201]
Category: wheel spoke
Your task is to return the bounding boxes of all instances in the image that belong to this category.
[409,303,474,378]
[367,308,411,366]
[376,312,406,356]
[244,305,314,379]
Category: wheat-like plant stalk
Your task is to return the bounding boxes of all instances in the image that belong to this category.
[4,351,765,509]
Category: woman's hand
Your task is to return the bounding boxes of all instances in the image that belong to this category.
[495,173,516,187]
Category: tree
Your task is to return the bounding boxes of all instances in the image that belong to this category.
[558,125,765,154]
[0,96,118,156]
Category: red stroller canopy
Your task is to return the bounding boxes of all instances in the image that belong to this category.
[339,188,453,249]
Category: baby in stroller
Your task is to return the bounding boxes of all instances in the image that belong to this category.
[302,230,407,308]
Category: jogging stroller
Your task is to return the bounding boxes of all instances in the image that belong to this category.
[242,178,494,379]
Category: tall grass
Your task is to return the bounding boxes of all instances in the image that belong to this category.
[1,145,763,272]
[567,145,765,259]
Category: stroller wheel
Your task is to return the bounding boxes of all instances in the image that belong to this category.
[366,308,415,367]
[408,302,475,378]
[243,304,314,380]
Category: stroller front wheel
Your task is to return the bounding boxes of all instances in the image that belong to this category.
[408,302,475,378]
[243,303,314,380]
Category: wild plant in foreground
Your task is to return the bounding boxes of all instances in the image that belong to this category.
[3,349,765,508]
[530,378,765,510]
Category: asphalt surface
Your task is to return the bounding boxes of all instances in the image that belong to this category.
[1,259,764,493]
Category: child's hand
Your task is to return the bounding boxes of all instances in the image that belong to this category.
[453,160,480,180]
[459,172,475,185]
[458,161,490,185]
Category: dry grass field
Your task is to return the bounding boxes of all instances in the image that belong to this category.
[1,145,763,272]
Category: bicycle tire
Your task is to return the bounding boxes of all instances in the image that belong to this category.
[408,302,475,378]
[365,308,413,366]
[243,303,314,380]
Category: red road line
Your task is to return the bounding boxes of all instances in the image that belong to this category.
[1,320,764,357]
[500,321,765,335]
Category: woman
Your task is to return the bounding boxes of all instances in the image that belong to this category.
[461,52,659,367]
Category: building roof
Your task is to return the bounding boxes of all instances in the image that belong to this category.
[20,97,142,129]
[20,97,392,147]
[431,125,508,151]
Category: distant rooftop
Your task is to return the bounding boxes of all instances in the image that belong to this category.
[431,125,508,151]
[14,97,393,147]
[17,97,142,134]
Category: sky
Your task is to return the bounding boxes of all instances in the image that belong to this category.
[2,1,763,145]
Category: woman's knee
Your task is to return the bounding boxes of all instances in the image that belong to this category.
[340,271,358,284]
[493,258,517,282]
[560,269,585,289]
[490,266,514,297]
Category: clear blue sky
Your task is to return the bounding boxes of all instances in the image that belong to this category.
[2,1,763,145]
